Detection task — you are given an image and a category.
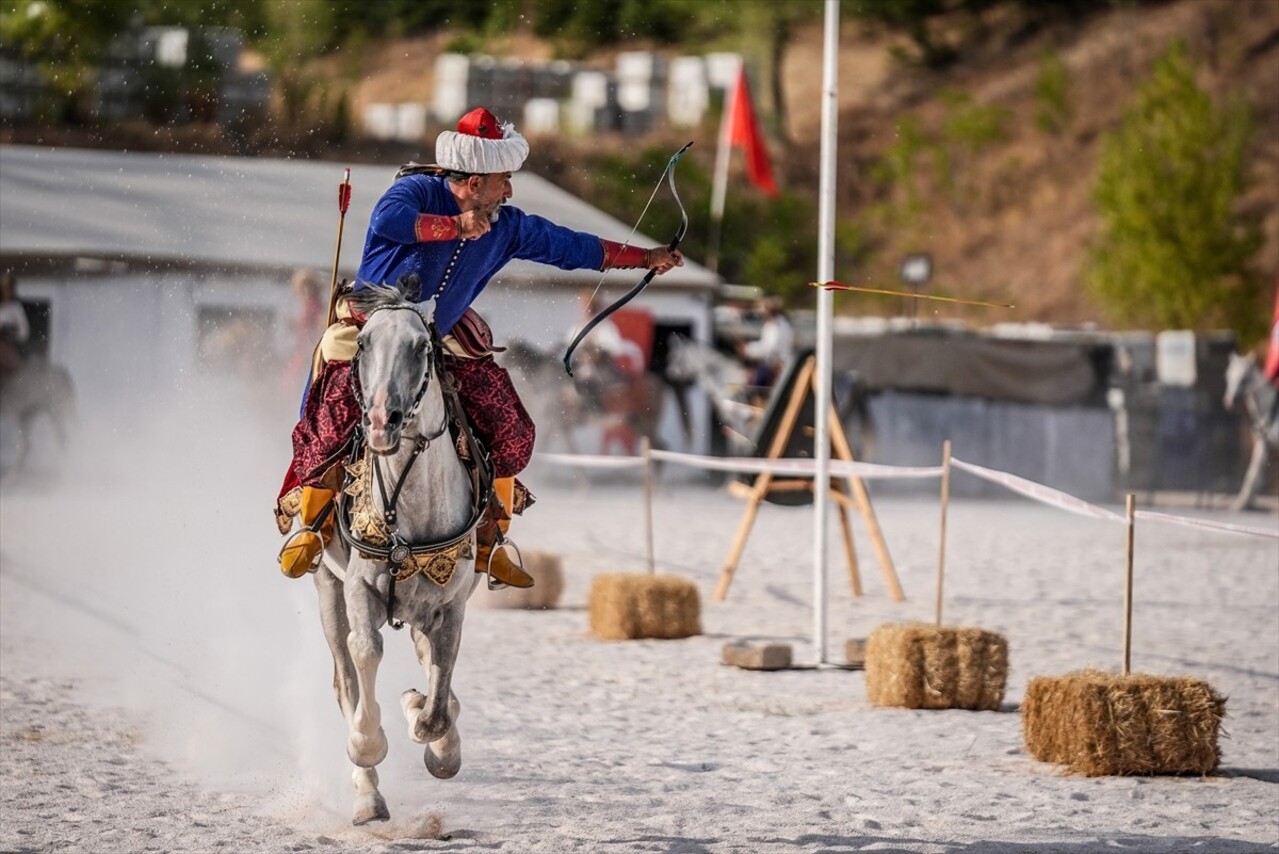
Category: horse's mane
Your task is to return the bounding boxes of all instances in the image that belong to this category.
[347,279,428,323]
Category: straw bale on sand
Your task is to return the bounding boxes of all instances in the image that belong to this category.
[1022,670,1225,776]
[588,574,701,640]
[865,623,1008,710]
[470,551,565,610]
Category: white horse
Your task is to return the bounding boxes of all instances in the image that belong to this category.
[1223,352,1278,511]
[314,283,486,824]
[663,334,760,451]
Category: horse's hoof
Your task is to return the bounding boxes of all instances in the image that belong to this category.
[413,711,453,745]
[424,729,462,779]
[347,728,389,767]
[352,792,390,826]
[401,689,429,744]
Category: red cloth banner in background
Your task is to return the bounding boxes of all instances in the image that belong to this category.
[728,67,778,197]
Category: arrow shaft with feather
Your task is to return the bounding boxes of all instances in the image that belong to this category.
[562,141,694,376]
[809,280,1014,309]
[325,167,353,327]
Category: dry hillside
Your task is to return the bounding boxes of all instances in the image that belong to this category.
[4,0,1275,335]
[773,0,1279,329]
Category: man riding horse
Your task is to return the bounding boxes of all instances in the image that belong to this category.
[276,107,683,587]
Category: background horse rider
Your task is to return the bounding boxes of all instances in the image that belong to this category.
[737,295,794,392]
[0,270,31,384]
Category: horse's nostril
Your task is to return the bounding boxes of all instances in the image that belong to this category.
[387,409,403,427]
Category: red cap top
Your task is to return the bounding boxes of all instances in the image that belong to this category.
[456,107,503,140]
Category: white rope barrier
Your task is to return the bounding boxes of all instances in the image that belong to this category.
[951,459,1277,539]
[1133,508,1278,540]
[650,449,944,480]
[949,459,1126,523]
[537,452,644,470]
[533,449,1277,541]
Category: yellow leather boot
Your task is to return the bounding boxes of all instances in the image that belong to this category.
[475,477,534,588]
[278,486,335,578]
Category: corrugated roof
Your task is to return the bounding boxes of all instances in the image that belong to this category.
[0,144,719,291]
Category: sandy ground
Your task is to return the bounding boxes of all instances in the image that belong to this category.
[1,381,1277,854]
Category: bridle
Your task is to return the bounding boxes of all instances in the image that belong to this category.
[352,304,445,442]
[336,303,495,629]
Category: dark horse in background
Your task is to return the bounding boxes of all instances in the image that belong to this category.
[0,356,76,479]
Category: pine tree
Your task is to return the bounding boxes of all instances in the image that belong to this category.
[1088,42,1264,337]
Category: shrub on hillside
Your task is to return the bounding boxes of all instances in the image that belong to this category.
[1087,41,1264,340]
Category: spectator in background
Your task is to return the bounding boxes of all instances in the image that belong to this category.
[738,296,793,389]
[282,268,326,393]
[0,270,31,382]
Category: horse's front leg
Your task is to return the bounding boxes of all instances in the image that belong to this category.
[313,564,359,721]
[342,572,391,824]
[401,602,465,779]
[1230,437,1268,512]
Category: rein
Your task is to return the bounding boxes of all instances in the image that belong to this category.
[334,307,496,630]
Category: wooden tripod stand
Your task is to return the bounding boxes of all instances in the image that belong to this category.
[714,353,904,603]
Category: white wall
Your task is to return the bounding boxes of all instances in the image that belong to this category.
[20,269,713,456]
[17,270,299,420]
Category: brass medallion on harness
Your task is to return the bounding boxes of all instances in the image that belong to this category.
[343,454,473,586]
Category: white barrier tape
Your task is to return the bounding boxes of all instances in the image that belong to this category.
[535,449,1275,542]
[536,452,645,470]
[1134,509,1278,540]
[951,458,1126,523]
[651,450,944,480]
[537,448,942,479]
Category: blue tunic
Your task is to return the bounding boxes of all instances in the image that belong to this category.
[355,174,606,334]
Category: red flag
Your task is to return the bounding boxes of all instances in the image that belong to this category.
[728,66,778,197]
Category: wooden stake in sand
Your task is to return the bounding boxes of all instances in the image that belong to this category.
[1123,493,1135,676]
[935,440,953,627]
[642,436,655,575]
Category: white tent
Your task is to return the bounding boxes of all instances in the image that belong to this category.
[0,145,719,449]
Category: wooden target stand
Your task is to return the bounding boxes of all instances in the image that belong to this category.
[714,353,904,604]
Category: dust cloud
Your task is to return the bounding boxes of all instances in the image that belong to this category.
[0,355,446,828]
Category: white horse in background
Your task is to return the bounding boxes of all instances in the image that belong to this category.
[663,334,761,452]
[1223,352,1278,511]
[314,283,484,824]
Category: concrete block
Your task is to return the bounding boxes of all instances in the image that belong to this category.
[722,639,793,671]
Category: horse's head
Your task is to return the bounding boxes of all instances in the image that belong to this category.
[348,281,436,454]
[1223,352,1257,412]
[663,334,698,385]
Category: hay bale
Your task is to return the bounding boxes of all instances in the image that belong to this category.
[722,639,792,671]
[1022,670,1225,776]
[470,551,564,610]
[588,574,701,641]
[865,623,1008,711]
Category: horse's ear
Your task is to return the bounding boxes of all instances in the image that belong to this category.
[394,273,421,302]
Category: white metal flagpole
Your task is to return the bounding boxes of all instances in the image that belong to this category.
[706,60,738,275]
[813,0,840,664]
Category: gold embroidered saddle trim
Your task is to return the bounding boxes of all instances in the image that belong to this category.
[343,456,472,587]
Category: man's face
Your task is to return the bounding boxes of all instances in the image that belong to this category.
[473,172,513,221]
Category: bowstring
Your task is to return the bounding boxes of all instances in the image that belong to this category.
[567,156,675,343]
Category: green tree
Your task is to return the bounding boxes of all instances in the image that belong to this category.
[1087,41,1264,337]
[1032,51,1071,135]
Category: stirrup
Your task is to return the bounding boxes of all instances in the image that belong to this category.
[278,527,325,578]
[483,536,526,591]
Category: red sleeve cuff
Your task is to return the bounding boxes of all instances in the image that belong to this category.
[600,240,649,270]
[415,214,460,242]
